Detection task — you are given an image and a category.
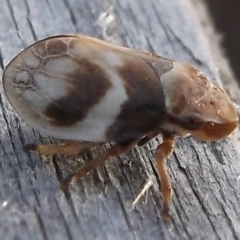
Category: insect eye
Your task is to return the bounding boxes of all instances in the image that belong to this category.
[192,121,238,141]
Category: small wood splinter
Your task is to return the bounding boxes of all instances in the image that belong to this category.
[131,178,153,210]
[2,34,238,220]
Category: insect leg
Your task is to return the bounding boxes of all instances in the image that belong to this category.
[24,142,101,157]
[155,134,175,220]
[137,131,160,146]
[60,138,139,192]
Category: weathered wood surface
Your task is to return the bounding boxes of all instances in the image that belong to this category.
[0,0,240,239]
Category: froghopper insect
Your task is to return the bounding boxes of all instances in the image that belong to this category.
[2,35,238,220]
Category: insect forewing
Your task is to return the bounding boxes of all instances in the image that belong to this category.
[3,35,171,142]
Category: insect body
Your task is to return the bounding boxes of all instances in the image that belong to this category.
[2,35,238,220]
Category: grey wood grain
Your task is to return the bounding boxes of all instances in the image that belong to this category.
[0,0,239,239]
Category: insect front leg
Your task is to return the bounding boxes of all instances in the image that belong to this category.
[24,142,102,157]
[155,134,175,220]
[60,138,140,192]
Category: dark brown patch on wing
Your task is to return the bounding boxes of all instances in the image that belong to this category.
[106,57,167,142]
[33,42,48,58]
[46,38,68,55]
[44,58,111,126]
[33,38,68,58]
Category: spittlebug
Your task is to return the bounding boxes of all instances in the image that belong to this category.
[2,35,238,220]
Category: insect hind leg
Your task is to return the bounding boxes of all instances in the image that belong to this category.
[24,141,102,157]
[60,138,139,192]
